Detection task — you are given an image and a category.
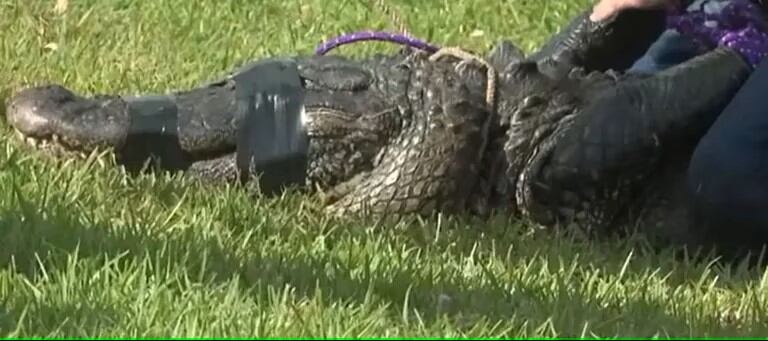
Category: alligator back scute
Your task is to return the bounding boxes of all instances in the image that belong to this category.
[297,55,374,91]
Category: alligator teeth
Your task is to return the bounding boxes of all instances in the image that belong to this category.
[22,135,54,150]
[14,128,90,159]
[25,136,39,147]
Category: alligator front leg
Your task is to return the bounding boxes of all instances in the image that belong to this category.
[325,61,492,217]
[515,47,751,234]
[529,6,668,78]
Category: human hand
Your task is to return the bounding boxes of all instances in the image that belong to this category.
[590,0,681,21]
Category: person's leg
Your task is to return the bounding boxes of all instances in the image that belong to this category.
[687,58,768,255]
[627,29,703,73]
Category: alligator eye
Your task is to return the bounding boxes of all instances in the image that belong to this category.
[568,67,587,79]
[512,108,534,122]
[430,120,445,130]
[520,95,544,109]
[429,104,443,117]
[394,61,411,71]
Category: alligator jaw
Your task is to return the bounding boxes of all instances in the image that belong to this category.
[12,128,92,159]
[5,84,131,158]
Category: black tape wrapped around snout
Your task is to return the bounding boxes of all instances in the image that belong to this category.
[233,58,309,195]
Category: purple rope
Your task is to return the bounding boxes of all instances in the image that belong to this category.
[667,0,768,67]
[315,30,440,55]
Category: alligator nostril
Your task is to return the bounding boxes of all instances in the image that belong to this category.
[4,85,75,139]
[7,100,51,137]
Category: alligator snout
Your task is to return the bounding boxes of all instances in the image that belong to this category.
[5,84,131,152]
[6,85,68,138]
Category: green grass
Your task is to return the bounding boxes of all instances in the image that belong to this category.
[1,0,768,338]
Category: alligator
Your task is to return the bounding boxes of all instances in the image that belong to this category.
[4,3,767,255]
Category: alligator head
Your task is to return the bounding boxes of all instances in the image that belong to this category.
[5,50,496,218]
[3,53,415,192]
[297,54,411,190]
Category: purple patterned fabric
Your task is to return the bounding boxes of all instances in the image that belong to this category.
[314,30,439,55]
[667,0,768,67]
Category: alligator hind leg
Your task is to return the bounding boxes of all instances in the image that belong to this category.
[517,47,752,239]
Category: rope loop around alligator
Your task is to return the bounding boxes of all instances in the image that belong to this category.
[314,0,499,113]
[428,47,499,110]
[315,31,499,113]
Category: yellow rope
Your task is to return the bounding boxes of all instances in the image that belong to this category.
[429,47,499,111]
[367,1,498,112]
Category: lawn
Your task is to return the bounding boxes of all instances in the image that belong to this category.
[1,0,768,338]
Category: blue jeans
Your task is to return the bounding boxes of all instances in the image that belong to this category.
[687,59,768,251]
[628,30,702,73]
[628,0,723,73]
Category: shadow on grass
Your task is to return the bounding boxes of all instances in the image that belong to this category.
[0,110,763,335]
[0,186,766,338]
[0,118,765,336]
